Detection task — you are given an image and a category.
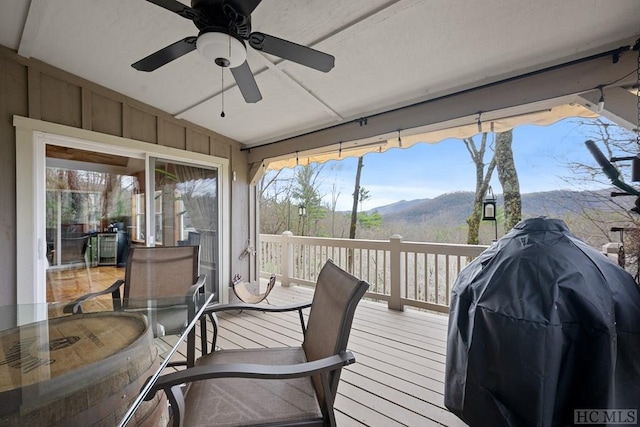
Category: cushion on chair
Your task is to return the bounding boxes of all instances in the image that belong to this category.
[181,347,322,426]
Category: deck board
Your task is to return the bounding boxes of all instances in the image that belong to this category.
[208,283,466,427]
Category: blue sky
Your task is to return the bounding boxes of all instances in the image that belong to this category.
[312,117,617,211]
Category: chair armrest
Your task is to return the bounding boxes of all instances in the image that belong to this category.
[187,274,207,298]
[186,274,207,313]
[63,279,124,314]
[145,351,355,401]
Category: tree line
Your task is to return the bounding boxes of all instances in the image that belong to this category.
[259,129,523,244]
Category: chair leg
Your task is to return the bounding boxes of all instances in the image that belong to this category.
[200,316,208,356]
[298,308,307,336]
[165,384,185,427]
[207,312,220,351]
[321,373,337,427]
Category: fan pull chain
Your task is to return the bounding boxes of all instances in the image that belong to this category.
[220,32,233,118]
[220,68,225,118]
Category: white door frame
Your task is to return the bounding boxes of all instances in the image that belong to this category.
[14,116,230,305]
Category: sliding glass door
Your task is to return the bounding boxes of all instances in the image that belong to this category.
[149,158,219,298]
[15,120,228,306]
[43,152,221,302]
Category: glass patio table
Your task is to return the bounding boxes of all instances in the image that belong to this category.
[0,291,213,426]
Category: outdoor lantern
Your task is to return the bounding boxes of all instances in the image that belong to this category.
[298,204,307,217]
[482,186,497,221]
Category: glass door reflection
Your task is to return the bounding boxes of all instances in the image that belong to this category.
[152,159,219,301]
[45,147,145,304]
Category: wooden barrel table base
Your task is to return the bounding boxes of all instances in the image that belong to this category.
[0,311,167,426]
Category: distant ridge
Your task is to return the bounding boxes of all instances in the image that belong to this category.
[363,189,624,225]
[369,199,428,216]
[373,191,474,226]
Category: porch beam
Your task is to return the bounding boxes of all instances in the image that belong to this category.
[248,162,264,186]
[577,87,639,131]
[247,43,639,164]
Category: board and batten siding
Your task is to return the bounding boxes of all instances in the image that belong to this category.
[0,45,256,305]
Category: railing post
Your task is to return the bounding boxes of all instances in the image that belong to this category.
[389,234,404,311]
[281,231,293,287]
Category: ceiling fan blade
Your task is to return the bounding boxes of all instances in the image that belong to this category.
[230,61,262,103]
[248,32,335,72]
[144,0,202,21]
[132,37,197,71]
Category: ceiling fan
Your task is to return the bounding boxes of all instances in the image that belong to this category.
[132,0,335,103]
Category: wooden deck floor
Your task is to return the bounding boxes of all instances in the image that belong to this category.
[204,283,466,427]
[48,267,466,426]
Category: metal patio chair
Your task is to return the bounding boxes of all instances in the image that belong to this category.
[64,245,206,367]
[145,259,369,427]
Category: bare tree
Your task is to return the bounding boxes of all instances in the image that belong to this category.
[561,118,640,279]
[494,130,521,230]
[291,164,325,236]
[349,156,364,239]
[327,182,341,237]
[259,169,284,196]
[464,133,497,244]
[258,169,295,234]
[325,163,343,237]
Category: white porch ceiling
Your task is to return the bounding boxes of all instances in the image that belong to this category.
[1,0,639,149]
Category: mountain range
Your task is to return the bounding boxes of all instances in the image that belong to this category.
[366,189,627,226]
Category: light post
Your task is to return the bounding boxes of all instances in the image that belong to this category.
[482,186,498,241]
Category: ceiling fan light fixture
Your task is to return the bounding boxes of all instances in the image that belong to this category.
[197,31,246,68]
[132,1,334,104]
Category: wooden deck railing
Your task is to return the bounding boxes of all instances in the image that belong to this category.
[259,232,488,313]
